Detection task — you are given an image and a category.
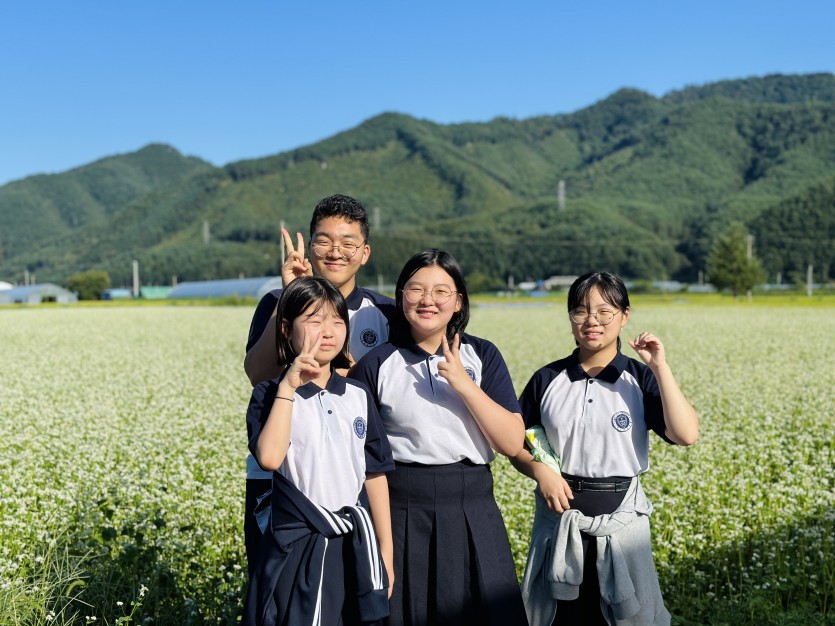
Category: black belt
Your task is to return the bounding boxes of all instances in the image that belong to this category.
[562,477,631,493]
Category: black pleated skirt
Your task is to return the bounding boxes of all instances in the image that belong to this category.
[387,460,528,626]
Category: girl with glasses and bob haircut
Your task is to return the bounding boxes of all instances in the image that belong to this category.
[512,271,698,626]
[351,249,528,626]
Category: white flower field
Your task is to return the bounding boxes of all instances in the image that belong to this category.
[1,302,832,625]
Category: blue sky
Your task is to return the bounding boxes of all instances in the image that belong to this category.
[1,1,833,186]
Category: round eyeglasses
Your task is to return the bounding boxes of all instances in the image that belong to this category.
[402,284,458,305]
[569,308,620,325]
[310,239,365,260]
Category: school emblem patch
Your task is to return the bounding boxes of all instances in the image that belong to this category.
[360,329,378,347]
[464,366,477,382]
[612,411,632,432]
[353,417,367,439]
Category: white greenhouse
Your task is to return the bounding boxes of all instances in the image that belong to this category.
[0,283,78,304]
[168,276,283,300]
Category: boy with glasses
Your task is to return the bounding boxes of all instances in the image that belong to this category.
[244,194,395,384]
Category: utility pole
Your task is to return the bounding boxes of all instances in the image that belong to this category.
[807,264,813,297]
[132,260,139,297]
[557,180,565,212]
[746,235,754,301]
[203,220,210,245]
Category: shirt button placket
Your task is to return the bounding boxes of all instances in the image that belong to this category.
[320,390,343,441]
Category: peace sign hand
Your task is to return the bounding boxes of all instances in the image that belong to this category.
[281,229,313,286]
[283,329,323,389]
[436,333,474,392]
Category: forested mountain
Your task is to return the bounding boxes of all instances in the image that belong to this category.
[1,73,833,288]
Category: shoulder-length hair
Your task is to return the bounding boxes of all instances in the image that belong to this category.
[394,249,470,342]
[275,276,351,369]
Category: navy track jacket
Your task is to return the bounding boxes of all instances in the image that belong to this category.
[243,472,389,626]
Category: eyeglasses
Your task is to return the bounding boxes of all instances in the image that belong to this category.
[310,239,365,260]
[569,308,620,325]
[402,284,458,305]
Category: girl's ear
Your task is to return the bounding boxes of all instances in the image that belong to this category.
[620,307,630,328]
[454,293,462,312]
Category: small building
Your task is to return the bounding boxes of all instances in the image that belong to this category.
[0,283,78,304]
[103,288,133,300]
[139,286,173,300]
[0,281,13,291]
[543,275,578,290]
[169,276,283,301]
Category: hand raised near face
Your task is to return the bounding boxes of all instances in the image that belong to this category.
[283,328,323,390]
[628,331,667,368]
[281,229,313,286]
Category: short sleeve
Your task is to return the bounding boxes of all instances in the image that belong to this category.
[363,389,394,473]
[246,379,279,463]
[518,372,545,429]
[246,290,281,353]
[471,337,521,414]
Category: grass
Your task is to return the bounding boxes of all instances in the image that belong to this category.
[0,300,832,625]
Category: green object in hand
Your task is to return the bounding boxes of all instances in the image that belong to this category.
[525,426,561,475]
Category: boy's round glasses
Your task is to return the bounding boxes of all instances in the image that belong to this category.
[403,285,458,305]
[569,309,620,325]
[310,239,365,260]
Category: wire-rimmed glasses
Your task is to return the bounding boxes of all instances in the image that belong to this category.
[569,308,620,325]
[402,284,458,305]
[309,239,365,260]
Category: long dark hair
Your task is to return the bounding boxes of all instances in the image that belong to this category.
[275,276,351,369]
[394,249,470,342]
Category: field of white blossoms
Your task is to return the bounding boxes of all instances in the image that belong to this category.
[0,301,832,625]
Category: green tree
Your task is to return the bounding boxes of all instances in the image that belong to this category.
[707,222,764,298]
[67,269,111,300]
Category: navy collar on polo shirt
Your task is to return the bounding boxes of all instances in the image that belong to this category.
[391,333,461,364]
[565,349,629,384]
[343,285,364,310]
[293,367,348,399]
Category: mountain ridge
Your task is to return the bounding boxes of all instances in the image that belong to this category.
[1,73,833,287]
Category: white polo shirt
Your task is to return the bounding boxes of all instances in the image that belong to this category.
[246,371,394,510]
[350,334,521,465]
[519,350,673,478]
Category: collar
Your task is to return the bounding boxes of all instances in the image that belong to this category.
[343,285,363,312]
[391,333,469,365]
[294,367,348,399]
[565,348,629,384]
